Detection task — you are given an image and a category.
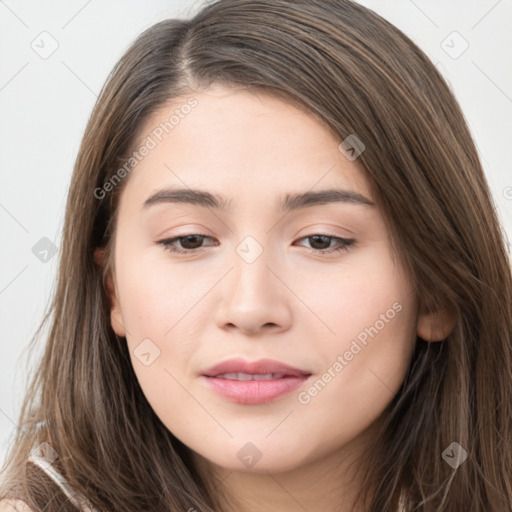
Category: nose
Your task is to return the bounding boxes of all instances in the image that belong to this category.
[214,244,293,336]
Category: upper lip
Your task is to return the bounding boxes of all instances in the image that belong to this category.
[202,358,312,378]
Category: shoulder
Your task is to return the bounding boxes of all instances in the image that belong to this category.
[0,500,35,512]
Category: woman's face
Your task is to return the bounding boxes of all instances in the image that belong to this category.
[105,84,421,473]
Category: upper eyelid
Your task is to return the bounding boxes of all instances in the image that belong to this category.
[159,232,353,241]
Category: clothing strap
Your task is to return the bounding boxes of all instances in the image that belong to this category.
[28,449,97,512]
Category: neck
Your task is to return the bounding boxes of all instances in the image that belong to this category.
[190,424,382,512]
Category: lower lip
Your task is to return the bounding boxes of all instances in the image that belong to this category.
[201,375,310,404]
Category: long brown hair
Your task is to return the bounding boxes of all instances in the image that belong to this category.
[1,1,511,510]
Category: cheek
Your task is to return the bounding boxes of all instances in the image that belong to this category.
[115,258,204,429]
[299,261,416,426]
[116,245,214,338]
[114,246,228,395]
[297,246,414,352]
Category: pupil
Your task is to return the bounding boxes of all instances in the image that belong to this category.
[310,235,329,250]
[182,235,203,249]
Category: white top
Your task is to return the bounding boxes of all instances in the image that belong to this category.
[28,450,97,511]
[26,422,98,512]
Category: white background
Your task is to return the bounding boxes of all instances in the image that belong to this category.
[1,0,511,464]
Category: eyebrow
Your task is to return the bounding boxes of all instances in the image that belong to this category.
[142,187,375,212]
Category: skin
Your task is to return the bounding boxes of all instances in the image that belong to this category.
[96,84,455,512]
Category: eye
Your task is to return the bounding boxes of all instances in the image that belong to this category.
[157,234,217,254]
[157,233,355,255]
[294,234,355,254]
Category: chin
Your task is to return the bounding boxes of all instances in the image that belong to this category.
[196,443,311,474]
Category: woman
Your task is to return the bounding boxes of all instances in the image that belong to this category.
[1,0,511,510]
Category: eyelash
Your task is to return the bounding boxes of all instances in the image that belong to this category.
[156,233,356,255]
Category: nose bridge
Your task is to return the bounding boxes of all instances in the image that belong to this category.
[230,234,275,301]
[214,233,292,333]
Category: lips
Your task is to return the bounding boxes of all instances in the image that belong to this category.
[214,372,286,380]
[201,358,312,405]
[201,357,311,379]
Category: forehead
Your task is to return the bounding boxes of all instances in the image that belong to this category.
[121,84,373,209]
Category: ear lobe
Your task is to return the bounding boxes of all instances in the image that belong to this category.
[93,247,126,338]
[417,302,457,342]
[94,247,105,266]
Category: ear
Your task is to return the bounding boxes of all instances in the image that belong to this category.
[416,301,457,342]
[94,247,126,338]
